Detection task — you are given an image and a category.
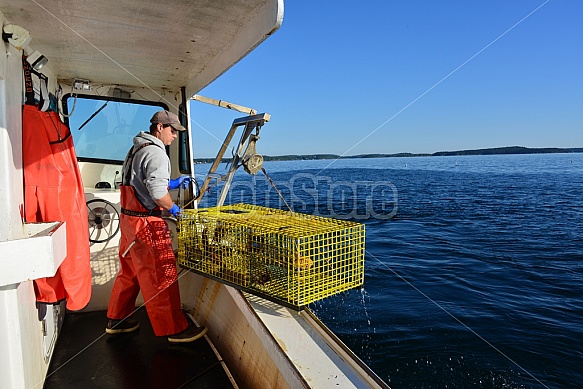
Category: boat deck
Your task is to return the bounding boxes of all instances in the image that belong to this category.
[43,307,235,389]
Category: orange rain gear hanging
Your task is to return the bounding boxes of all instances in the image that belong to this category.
[22,104,92,311]
[106,185,187,336]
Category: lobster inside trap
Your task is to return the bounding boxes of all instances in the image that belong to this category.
[177,204,365,309]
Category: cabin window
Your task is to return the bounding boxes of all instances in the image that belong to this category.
[64,95,166,164]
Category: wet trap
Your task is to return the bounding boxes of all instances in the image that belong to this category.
[178,204,365,310]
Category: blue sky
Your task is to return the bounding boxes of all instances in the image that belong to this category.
[192,0,583,158]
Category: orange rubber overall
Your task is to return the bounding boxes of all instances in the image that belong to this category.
[23,105,92,311]
[106,185,187,336]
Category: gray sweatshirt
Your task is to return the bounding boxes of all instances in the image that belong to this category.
[122,131,169,210]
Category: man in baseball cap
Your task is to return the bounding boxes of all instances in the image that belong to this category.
[106,108,208,343]
[150,110,187,132]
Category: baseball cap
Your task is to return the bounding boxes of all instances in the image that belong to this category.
[150,110,187,132]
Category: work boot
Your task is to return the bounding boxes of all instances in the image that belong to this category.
[105,317,140,334]
[168,313,208,343]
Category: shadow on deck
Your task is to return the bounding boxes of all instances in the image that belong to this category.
[43,307,235,389]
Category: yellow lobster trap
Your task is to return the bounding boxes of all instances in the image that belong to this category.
[177,204,365,309]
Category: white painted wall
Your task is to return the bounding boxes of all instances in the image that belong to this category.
[0,12,63,388]
[0,12,24,242]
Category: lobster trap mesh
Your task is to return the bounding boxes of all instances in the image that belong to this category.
[177,204,365,309]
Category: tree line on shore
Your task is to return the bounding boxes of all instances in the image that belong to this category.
[194,146,583,164]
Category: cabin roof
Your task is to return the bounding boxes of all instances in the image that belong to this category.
[0,0,282,95]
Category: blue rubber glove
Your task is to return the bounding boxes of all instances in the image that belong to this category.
[169,176,192,190]
[169,204,181,218]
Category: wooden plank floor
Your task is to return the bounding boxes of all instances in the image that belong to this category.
[44,307,234,389]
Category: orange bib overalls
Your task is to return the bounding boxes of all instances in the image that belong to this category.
[106,144,187,336]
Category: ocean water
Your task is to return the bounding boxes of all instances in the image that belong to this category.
[194,153,583,389]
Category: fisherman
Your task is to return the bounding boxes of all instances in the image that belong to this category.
[105,110,207,343]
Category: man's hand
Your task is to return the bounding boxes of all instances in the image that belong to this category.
[169,176,192,190]
[169,204,181,218]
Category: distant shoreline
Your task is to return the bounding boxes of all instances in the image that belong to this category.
[194,146,583,164]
